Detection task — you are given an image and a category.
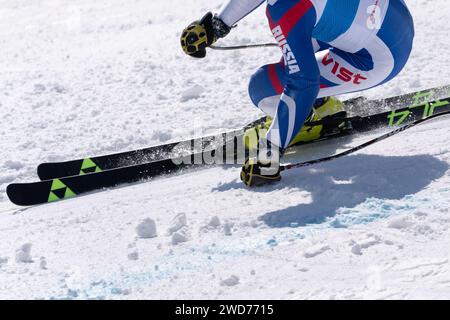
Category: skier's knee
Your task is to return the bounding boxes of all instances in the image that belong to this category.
[248,65,280,107]
[248,67,267,106]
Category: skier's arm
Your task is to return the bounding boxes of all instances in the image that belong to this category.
[218,0,266,27]
[181,0,264,58]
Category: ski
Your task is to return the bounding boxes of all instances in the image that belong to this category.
[36,124,253,181]
[7,94,450,206]
[36,85,450,181]
[282,110,450,172]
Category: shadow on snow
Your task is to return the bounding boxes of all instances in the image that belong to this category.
[216,154,449,228]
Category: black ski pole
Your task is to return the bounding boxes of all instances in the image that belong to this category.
[210,43,278,50]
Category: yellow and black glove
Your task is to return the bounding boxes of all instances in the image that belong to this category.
[241,142,283,187]
[181,12,231,58]
[241,157,282,187]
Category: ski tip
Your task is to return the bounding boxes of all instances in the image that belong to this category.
[6,183,26,207]
[36,163,48,181]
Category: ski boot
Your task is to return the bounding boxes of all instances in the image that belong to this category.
[314,96,351,136]
[243,97,349,150]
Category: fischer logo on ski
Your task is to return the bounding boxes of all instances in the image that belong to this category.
[80,158,102,175]
[388,91,450,126]
[48,179,76,203]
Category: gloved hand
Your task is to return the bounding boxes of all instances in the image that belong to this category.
[240,142,283,187]
[241,157,282,187]
[181,12,231,58]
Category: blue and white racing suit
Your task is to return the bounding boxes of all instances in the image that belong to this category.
[219,0,415,150]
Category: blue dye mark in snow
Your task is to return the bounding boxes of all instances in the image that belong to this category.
[324,196,430,228]
[52,191,448,300]
[267,239,278,247]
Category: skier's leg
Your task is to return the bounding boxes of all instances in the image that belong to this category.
[247,14,413,149]
[246,49,347,150]
[242,0,414,187]
[248,60,285,118]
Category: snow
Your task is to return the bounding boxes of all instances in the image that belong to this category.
[167,213,187,236]
[0,257,8,266]
[223,222,234,236]
[135,218,157,239]
[387,216,414,230]
[15,243,33,263]
[180,85,206,102]
[221,275,240,287]
[171,229,190,245]
[127,251,139,261]
[0,0,450,300]
[40,257,48,270]
[303,245,331,259]
[208,216,221,228]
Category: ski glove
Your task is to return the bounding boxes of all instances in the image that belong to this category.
[241,143,283,187]
[181,12,231,58]
[241,157,282,187]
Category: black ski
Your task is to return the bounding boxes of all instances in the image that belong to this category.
[36,85,450,181]
[36,126,250,181]
[7,95,450,206]
[282,110,450,172]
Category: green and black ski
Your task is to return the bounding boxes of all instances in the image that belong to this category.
[36,126,248,181]
[7,89,450,206]
[36,85,450,181]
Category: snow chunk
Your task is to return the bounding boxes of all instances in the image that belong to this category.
[136,218,157,239]
[223,222,233,236]
[40,257,47,270]
[350,236,382,255]
[208,216,221,228]
[387,216,414,229]
[303,245,330,259]
[167,213,187,235]
[0,257,8,265]
[221,275,240,287]
[351,244,363,256]
[180,85,205,102]
[359,236,381,249]
[171,227,189,245]
[16,243,33,263]
[128,251,139,261]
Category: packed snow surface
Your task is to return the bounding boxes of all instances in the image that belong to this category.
[1,0,450,299]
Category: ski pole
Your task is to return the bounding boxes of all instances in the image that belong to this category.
[210,43,278,50]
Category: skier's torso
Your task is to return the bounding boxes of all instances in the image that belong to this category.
[221,0,411,53]
[310,0,390,53]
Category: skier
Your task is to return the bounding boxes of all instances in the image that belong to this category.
[180,0,414,187]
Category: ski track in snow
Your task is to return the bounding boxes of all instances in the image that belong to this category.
[1,0,450,299]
